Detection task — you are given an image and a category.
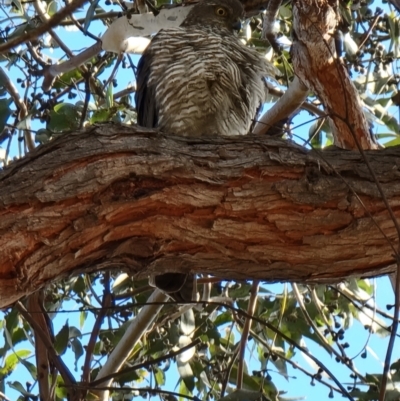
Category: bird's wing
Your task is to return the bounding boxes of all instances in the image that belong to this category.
[135,45,158,128]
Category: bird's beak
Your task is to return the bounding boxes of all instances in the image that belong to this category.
[232,19,242,31]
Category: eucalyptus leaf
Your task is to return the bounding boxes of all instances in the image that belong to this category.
[54,321,70,355]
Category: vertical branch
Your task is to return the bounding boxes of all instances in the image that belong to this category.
[26,291,52,401]
[0,68,35,152]
[291,0,377,150]
[236,281,259,390]
[262,0,282,53]
[16,302,77,396]
[93,289,168,401]
[82,273,112,383]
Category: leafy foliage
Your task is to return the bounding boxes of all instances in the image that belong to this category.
[0,273,398,401]
[0,0,399,400]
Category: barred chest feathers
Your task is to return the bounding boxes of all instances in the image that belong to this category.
[146,27,267,137]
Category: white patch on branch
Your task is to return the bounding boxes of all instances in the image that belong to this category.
[102,6,194,54]
[253,76,309,135]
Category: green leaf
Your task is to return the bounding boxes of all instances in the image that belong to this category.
[79,311,88,330]
[356,279,374,295]
[54,68,83,89]
[391,359,400,371]
[347,389,372,400]
[47,0,58,16]
[73,275,86,295]
[177,378,189,401]
[48,103,81,132]
[229,364,278,397]
[69,326,82,339]
[114,368,145,385]
[54,321,69,355]
[112,273,131,294]
[279,5,292,19]
[176,335,195,365]
[219,389,268,401]
[384,389,400,401]
[270,353,288,379]
[177,360,194,392]
[387,12,400,47]
[35,128,52,144]
[212,311,233,327]
[147,338,166,355]
[383,116,400,134]
[106,83,113,108]
[19,359,37,380]
[309,122,323,148]
[180,309,195,337]
[8,19,39,40]
[84,0,100,33]
[7,381,31,396]
[0,349,31,376]
[89,107,119,124]
[0,98,12,133]
[168,323,180,346]
[154,366,165,386]
[229,283,253,299]
[70,338,84,371]
[375,133,398,140]
[55,375,68,399]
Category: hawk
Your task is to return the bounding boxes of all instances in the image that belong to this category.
[135,0,276,300]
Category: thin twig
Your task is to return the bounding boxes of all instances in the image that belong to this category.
[221,325,239,396]
[0,0,89,54]
[90,338,201,387]
[41,42,102,92]
[0,67,35,151]
[15,301,77,389]
[0,391,11,401]
[292,284,345,359]
[358,12,382,50]
[71,385,198,400]
[80,72,91,129]
[58,11,120,25]
[250,329,342,396]
[332,285,398,326]
[68,11,101,42]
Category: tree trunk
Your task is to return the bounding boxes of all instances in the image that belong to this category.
[0,124,398,308]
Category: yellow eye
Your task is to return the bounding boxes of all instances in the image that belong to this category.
[215,7,227,16]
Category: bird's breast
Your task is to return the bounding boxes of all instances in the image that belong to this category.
[147,28,266,137]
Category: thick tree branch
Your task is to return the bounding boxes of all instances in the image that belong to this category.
[0,123,399,308]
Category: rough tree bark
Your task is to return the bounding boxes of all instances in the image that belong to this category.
[0,123,399,308]
[291,0,377,150]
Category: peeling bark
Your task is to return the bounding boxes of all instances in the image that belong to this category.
[0,124,399,308]
[291,0,377,150]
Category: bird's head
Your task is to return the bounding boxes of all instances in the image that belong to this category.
[180,0,245,33]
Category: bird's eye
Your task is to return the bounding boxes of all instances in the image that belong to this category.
[215,7,227,16]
